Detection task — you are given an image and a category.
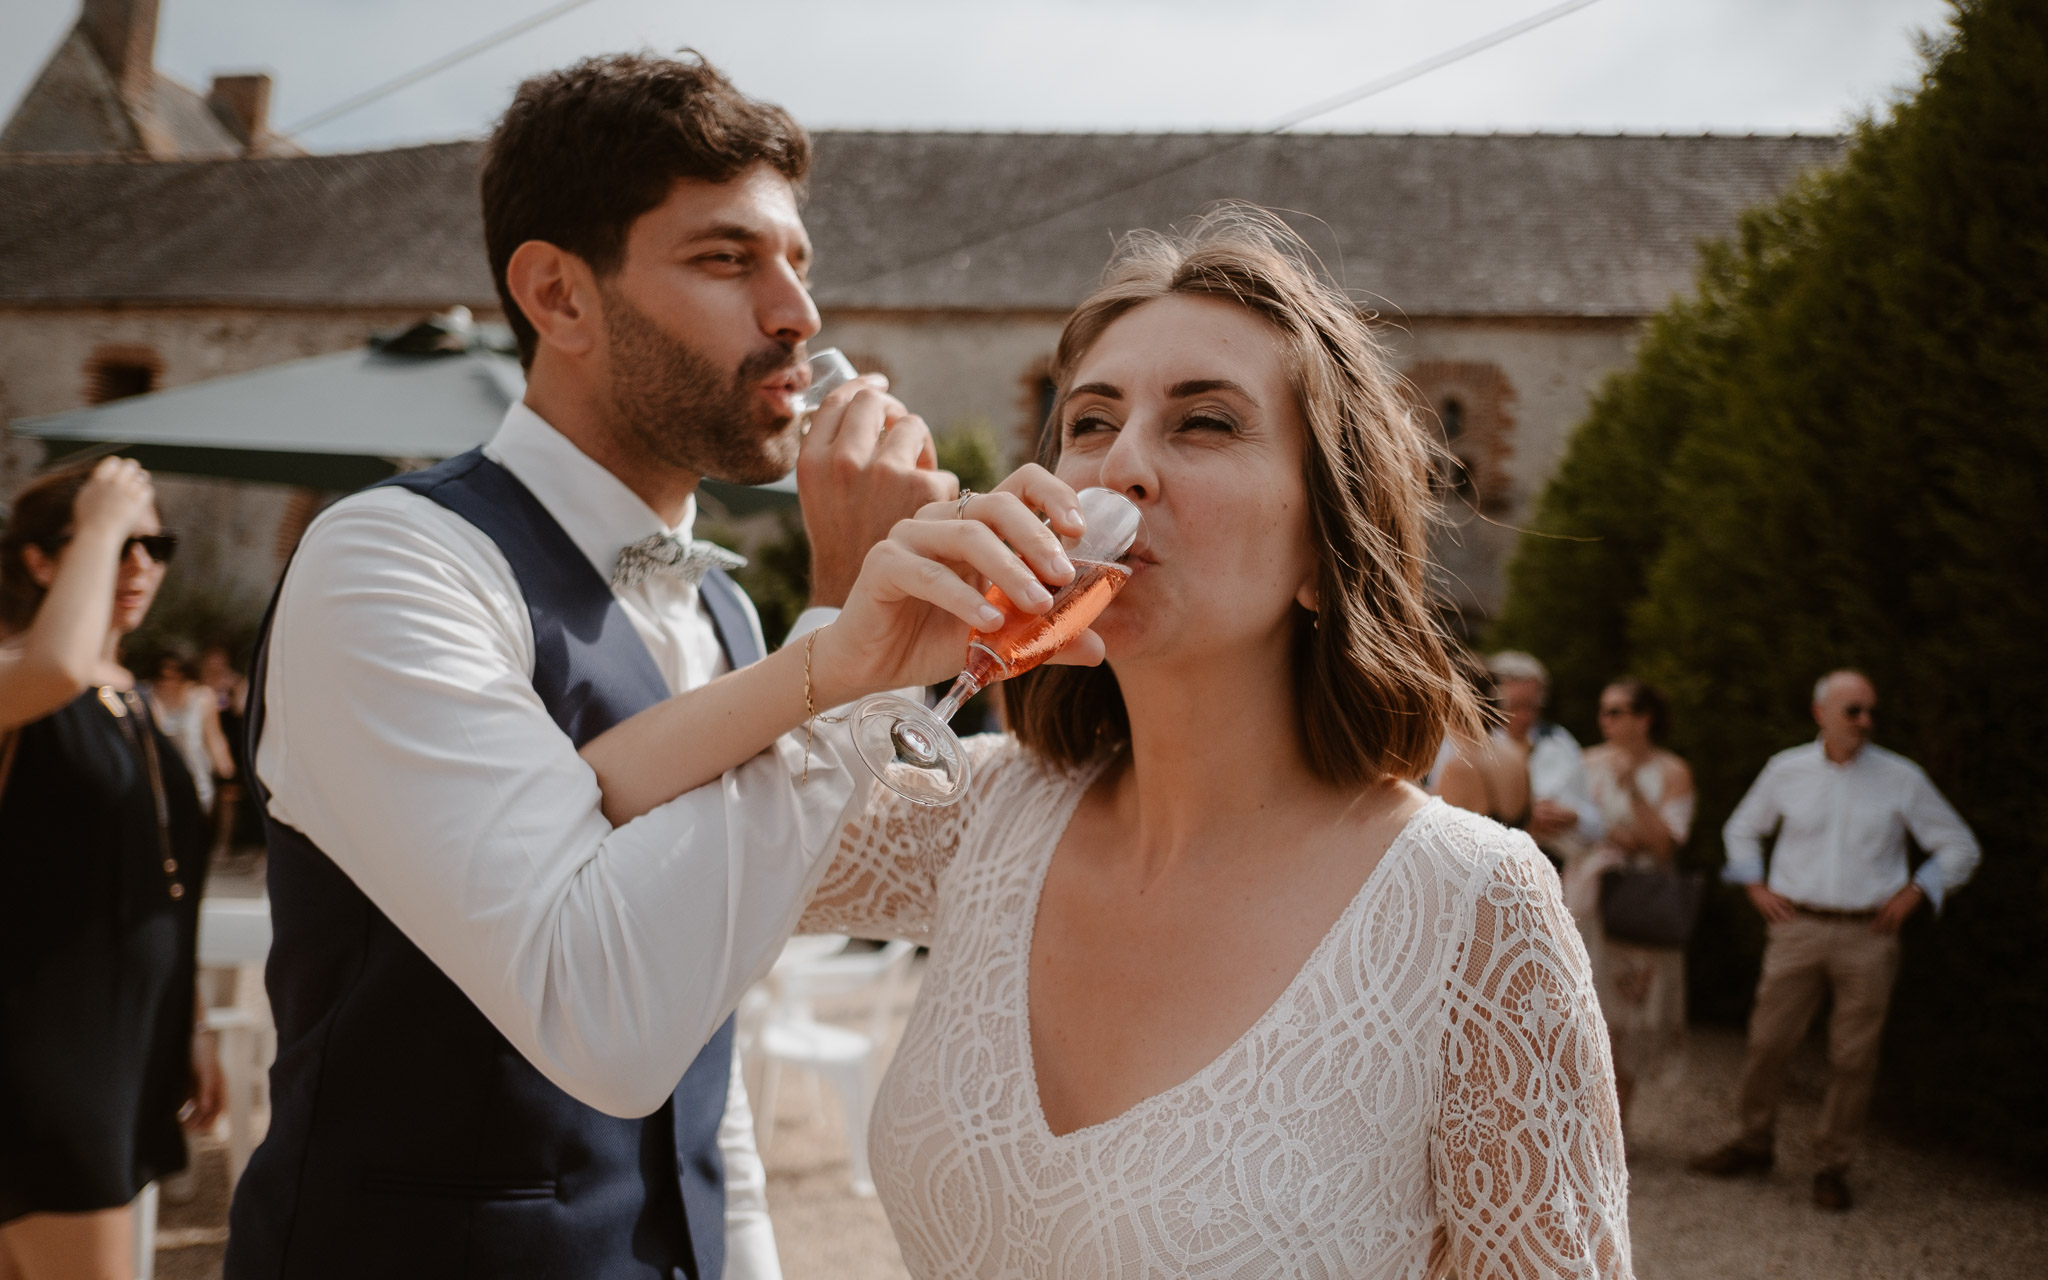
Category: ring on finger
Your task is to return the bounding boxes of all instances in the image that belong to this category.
[954,489,977,520]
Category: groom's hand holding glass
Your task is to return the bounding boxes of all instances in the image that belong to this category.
[794,355,958,608]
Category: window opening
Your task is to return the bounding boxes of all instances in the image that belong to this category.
[89,359,157,405]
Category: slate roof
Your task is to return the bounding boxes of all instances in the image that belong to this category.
[0,131,1844,317]
[0,142,489,307]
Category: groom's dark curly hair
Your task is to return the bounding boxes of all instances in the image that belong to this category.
[480,51,811,367]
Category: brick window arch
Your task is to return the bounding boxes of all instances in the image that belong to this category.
[1401,360,1517,514]
[84,344,163,405]
[1017,355,1057,461]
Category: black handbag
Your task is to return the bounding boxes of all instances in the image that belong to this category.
[1599,865,1705,949]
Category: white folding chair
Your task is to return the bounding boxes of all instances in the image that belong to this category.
[752,940,918,1196]
[133,1181,158,1280]
[197,897,275,1191]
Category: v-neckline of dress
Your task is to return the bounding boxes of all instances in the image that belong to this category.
[1012,767,1444,1145]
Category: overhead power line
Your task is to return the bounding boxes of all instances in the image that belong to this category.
[1262,0,1603,133]
[838,0,1606,291]
[283,0,602,139]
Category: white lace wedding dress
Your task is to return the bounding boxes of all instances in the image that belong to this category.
[802,736,1632,1279]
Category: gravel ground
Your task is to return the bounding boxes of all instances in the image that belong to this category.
[1624,1027,2048,1279]
[149,959,2046,1280]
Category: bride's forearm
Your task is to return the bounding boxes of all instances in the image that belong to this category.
[579,630,865,826]
[582,478,1083,825]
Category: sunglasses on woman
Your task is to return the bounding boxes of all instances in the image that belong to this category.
[41,530,180,564]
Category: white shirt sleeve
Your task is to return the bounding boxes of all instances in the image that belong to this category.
[1720,757,1783,886]
[784,605,839,645]
[1903,766,1980,910]
[1532,727,1603,844]
[258,492,861,1119]
[1559,749,1605,845]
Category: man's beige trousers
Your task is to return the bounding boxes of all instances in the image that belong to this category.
[1735,914,1901,1171]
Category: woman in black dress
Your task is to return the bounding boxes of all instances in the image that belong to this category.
[0,458,219,1280]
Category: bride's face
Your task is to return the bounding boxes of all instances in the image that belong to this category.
[1053,294,1317,667]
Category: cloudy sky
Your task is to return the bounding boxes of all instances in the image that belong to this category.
[2,0,1952,151]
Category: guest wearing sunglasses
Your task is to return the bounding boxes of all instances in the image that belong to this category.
[1692,669,1979,1212]
[0,457,220,1280]
[1577,679,1694,1133]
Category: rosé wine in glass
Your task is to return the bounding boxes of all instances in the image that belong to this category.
[849,488,1141,806]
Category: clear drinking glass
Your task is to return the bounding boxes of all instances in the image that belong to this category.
[791,348,858,422]
[849,487,1143,806]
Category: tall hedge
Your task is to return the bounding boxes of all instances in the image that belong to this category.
[1493,0,2048,1169]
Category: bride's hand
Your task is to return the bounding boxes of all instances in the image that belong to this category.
[811,464,1103,700]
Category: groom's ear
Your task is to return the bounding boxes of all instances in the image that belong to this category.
[506,240,602,361]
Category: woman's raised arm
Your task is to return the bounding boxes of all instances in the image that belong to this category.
[0,458,156,732]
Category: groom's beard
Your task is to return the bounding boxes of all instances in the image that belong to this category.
[600,284,802,486]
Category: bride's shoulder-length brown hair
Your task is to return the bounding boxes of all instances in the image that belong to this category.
[1004,205,1482,786]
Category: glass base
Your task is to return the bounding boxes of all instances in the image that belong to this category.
[851,693,971,807]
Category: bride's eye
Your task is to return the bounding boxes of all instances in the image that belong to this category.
[1066,411,1118,441]
[1178,409,1239,434]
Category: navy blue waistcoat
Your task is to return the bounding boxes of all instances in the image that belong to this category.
[225,450,759,1280]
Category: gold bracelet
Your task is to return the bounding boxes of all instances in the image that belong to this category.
[801,628,849,784]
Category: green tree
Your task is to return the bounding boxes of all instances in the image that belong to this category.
[935,419,1005,497]
[1489,241,1768,742]
[1496,0,2048,1168]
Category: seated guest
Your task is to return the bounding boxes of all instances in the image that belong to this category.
[1490,649,1604,861]
[1433,668,1533,826]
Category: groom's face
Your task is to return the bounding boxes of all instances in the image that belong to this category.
[594,164,820,485]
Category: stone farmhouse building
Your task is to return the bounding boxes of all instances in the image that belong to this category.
[0,0,1843,622]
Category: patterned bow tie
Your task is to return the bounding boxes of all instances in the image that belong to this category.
[611,533,747,590]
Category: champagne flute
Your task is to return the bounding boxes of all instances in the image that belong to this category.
[849,487,1143,806]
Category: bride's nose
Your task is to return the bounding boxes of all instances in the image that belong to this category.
[1096,421,1157,505]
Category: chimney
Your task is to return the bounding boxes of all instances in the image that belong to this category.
[208,73,272,149]
[80,0,160,108]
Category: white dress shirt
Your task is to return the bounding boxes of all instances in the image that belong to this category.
[1722,740,1980,911]
[258,403,855,1273]
[1528,722,1605,845]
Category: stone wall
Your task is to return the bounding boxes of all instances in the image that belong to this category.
[0,302,1640,628]
[817,307,1639,622]
[0,303,498,604]
[1390,316,1639,618]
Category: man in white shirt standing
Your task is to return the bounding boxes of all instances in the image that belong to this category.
[1488,651,1603,857]
[225,54,952,1280]
[1691,669,1979,1212]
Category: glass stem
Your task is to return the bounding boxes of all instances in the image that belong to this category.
[929,673,981,725]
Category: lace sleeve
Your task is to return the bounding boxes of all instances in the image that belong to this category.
[1433,834,1633,1279]
[798,733,1016,943]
